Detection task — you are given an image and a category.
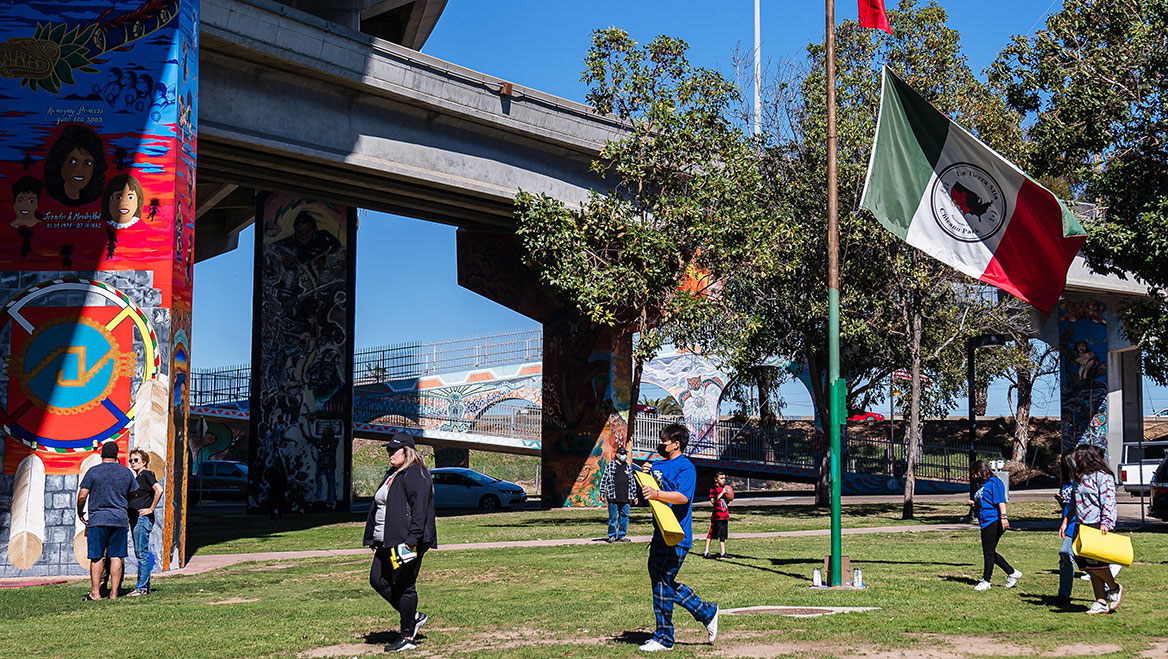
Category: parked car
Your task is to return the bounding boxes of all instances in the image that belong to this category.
[190,460,249,501]
[1150,456,1168,521]
[847,411,885,422]
[431,467,527,510]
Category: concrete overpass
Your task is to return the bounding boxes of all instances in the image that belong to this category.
[194,0,625,259]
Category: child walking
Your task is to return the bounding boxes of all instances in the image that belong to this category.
[969,460,1022,591]
[703,472,731,559]
[1068,444,1124,614]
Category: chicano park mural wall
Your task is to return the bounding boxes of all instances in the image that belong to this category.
[0,0,197,577]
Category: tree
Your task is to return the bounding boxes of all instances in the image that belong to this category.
[514,29,783,447]
[692,0,1023,514]
[990,0,1168,382]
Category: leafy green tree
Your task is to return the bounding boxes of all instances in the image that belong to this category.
[514,29,783,443]
[990,0,1168,382]
[698,0,1021,514]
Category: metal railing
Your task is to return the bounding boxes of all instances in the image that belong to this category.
[191,328,543,403]
[632,417,818,469]
[190,364,251,407]
[845,435,1002,483]
[354,328,543,383]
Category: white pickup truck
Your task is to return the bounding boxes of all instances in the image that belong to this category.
[1119,441,1168,496]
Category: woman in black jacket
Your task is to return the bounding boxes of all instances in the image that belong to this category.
[364,432,438,652]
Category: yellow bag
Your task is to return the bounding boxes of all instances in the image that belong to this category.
[634,470,686,546]
[1073,525,1133,566]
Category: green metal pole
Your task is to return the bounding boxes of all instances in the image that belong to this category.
[825,0,843,586]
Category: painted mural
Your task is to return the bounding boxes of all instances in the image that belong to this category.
[641,350,728,457]
[356,368,542,433]
[541,321,630,507]
[1059,299,1109,454]
[0,1,196,578]
[250,194,355,514]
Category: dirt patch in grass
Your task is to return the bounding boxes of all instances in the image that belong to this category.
[207,597,260,605]
[1142,642,1168,658]
[723,635,1141,658]
[297,643,382,658]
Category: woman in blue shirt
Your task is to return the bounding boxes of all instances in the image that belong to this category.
[1055,452,1079,601]
[969,460,1022,591]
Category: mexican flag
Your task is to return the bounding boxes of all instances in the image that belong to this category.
[860,66,1087,313]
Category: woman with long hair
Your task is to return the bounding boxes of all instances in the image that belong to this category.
[969,460,1022,591]
[363,432,437,652]
[1070,444,1123,614]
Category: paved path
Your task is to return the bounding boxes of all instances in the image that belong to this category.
[175,522,990,575]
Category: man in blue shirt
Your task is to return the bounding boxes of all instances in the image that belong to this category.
[77,442,136,600]
[638,423,718,651]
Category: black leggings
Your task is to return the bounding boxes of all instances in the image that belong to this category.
[979,522,1015,582]
[369,547,426,637]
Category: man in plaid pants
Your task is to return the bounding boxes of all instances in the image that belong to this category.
[638,423,719,652]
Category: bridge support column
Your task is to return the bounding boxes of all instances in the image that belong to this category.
[540,322,632,507]
[434,447,469,468]
[456,229,631,507]
[249,193,356,513]
[0,2,198,577]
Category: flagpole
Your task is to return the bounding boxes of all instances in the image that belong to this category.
[753,0,761,136]
[825,0,844,587]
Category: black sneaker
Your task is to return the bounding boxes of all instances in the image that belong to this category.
[386,637,417,652]
[413,612,428,638]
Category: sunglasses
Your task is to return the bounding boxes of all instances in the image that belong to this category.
[129,458,142,463]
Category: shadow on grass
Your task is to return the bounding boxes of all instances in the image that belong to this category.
[1019,593,1084,613]
[184,506,365,560]
[938,574,979,586]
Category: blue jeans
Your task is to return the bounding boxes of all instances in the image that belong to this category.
[607,502,630,539]
[647,543,716,647]
[1057,534,1076,598]
[133,515,155,591]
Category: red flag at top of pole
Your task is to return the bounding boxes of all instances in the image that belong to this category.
[858,0,893,33]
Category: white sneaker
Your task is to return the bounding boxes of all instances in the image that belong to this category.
[1080,573,1092,581]
[1106,584,1123,610]
[639,639,673,652]
[1005,570,1023,588]
[705,605,719,643]
[974,580,992,591]
[1086,600,1110,615]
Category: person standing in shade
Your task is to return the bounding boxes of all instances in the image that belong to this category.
[969,460,1022,591]
[77,442,136,600]
[600,445,638,542]
[638,423,719,652]
[127,449,163,596]
[363,433,438,652]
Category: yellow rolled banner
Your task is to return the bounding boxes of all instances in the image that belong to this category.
[633,470,685,546]
[1074,525,1133,566]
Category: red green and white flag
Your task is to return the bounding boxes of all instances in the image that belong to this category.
[860,66,1087,313]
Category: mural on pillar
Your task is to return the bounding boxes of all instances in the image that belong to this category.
[541,323,630,507]
[250,194,355,514]
[641,351,727,457]
[1059,300,1109,453]
[0,0,197,578]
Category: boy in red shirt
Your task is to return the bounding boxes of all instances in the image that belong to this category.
[703,472,732,559]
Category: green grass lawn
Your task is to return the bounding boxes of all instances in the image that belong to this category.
[3,528,1165,658]
[185,499,1063,556]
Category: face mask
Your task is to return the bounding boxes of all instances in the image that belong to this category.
[656,443,670,455]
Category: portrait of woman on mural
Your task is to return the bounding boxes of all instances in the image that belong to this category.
[10,176,43,258]
[43,125,108,207]
[101,174,144,259]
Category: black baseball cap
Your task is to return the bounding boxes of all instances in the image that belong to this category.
[384,432,415,451]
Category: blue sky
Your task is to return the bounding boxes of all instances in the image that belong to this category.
[190,1,1168,417]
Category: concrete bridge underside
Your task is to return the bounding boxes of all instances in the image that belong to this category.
[194,0,624,260]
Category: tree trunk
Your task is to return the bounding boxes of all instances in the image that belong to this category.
[1012,339,1033,464]
[627,352,643,462]
[903,309,923,520]
[758,371,776,430]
